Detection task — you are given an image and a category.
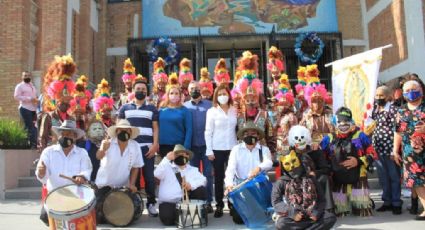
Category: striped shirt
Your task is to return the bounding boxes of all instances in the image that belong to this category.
[118,102,159,147]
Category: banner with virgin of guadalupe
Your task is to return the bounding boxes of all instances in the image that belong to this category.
[329,47,384,127]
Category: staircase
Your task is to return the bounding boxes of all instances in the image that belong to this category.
[4,167,42,199]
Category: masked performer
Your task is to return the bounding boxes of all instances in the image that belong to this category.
[178,58,194,102]
[94,79,114,127]
[120,58,136,106]
[85,119,106,181]
[299,64,333,150]
[214,58,231,88]
[150,57,168,108]
[320,107,377,217]
[294,66,309,121]
[266,46,285,99]
[70,76,91,130]
[199,67,214,100]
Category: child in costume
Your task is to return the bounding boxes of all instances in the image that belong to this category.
[214,58,231,88]
[272,150,336,230]
[93,79,114,127]
[199,67,213,100]
[178,58,194,102]
[320,107,377,216]
[150,57,168,108]
[120,58,136,106]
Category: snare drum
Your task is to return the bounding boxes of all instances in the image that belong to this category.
[44,184,97,230]
[176,200,207,229]
[228,173,273,228]
[102,188,144,227]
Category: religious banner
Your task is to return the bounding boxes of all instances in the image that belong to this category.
[328,46,386,128]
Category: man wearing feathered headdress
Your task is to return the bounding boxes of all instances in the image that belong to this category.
[38,54,76,152]
[299,64,333,150]
[149,58,168,108]
[120,58,137,106]
[178,58,194,102]
[294,66,309,121]
[69,75,92,130]
[232,51,275,154]
[266,46,285,99]
[199,67,214,100]
[94,79,114,127]
[214,58,231,88]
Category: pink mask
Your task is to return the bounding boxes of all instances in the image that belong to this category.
[169,95,180,104]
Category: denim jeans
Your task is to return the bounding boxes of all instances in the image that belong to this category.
[374,154,402,207]
[19,107,37,147]
[139,146,156,206]
[190,145,213,203]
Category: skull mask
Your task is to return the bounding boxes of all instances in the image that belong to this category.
[288,125,312,151]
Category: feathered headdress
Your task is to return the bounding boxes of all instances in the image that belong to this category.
[166,72,180,92]
[267,46,285,73]
[233,51,263,98]
[199,67,213,96]
[47,79,76,108]
[178,58,194,85]
[122,58,136,84]
[153,57,168,84]
[275,74,294,105]
[93,79,113,119]
[70,78,90,114]
[214,58,230,86]
[135,74,148,83]
[77,75,92,99]
[54,54,76,81]
[302,64,329,105]
[306,64,320,86]
[295,66,307,95]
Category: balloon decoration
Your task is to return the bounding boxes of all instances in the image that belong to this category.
[294,32,324,64]
[146,37,180,65]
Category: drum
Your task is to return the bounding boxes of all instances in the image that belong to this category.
[176,200,207,229]
[228,173,273,228]
[102,188,144,227]
[44,184,97,230]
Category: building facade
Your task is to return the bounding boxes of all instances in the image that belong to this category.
[0,0,424,118]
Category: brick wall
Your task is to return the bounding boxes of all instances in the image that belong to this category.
[366,0,379,11]
[336,0,363,40]
[368,0,408,71]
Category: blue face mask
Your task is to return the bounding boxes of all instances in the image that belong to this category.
[403,90,422,102]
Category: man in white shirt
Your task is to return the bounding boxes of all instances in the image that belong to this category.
[154,144,207,226]
[36,120,92,225]
[94,119,144,224]
[224,121,273,224]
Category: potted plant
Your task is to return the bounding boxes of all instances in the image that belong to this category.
[0,118,30,149]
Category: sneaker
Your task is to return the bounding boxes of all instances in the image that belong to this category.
[205,203,213,214]
[214,206,223,218]
[147,203,158,217]
[376,204,392,212]
[392,206,402,215]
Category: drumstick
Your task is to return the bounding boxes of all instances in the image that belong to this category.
[182,176,189,204]
[59,174,78,183]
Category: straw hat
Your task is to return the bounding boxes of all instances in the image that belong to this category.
[236,121,265,140]
[52,120,85,139]
[107,119,140,139]
[173,144,193,160]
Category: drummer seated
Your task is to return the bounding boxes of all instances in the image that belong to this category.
[154,144,207,226]
[224,122,273,224]
[272,151,336,230]
[94,120,145,223]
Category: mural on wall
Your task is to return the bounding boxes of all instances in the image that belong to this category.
[142,0,338,37]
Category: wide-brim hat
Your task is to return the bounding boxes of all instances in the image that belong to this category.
[237,121,265,140]
[52,120,85,139]
[107,119,140,139]
[173,144,193,160]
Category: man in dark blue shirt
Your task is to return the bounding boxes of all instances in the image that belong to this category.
[118,80,159,217]
[184,81,213,213]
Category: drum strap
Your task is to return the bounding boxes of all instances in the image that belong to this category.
[175,172,183,186]
[259,146,263,163]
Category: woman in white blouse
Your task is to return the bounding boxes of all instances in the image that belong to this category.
[205,84,238,218]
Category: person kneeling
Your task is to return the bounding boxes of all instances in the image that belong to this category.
[154,144,207,226]
[272,151,336,230]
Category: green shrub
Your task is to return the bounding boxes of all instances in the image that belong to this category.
[0,118,29,149]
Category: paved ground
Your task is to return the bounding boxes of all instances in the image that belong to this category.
[0,191,423,230]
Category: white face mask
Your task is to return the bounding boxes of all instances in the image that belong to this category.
[217,95,229,105]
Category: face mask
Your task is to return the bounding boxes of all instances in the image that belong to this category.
[190,90,201,99]
[58,103,70,113]
[375,98,386,106]
[217,95,229,105]
[117,131,130,142]
[23,78,31,83]
[169,95,180,104]
[280,151,304,178]
[59,136,74,148]
[174,155,188,166]
[403,90,422,102]
[135,91,146,100]
[88,123,105,141]
[243,135,258,145]
[246,107,258,117]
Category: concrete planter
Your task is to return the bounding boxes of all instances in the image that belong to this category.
[0,149,38,199]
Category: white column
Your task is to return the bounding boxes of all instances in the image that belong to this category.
[66,0,80,54]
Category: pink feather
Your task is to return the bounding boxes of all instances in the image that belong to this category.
[122,73,136,83]
[214,72,230,85]
[93,97,114,112]
[178,72,193,84]
[295,84,305,94]
[153,72,168,83]
[250,79,263,94]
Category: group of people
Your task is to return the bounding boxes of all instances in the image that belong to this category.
[12,45,424,229]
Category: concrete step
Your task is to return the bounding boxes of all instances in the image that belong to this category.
[4,187,42,199]
[18,176,41,188]
[368,177,381,190]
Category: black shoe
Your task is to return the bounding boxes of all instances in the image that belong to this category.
[408,198,419,215]
[392,206,402,215]
[415,215,425,221]
[205,203,213,214]
[376,204,393,212]
[214,206,223,218]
